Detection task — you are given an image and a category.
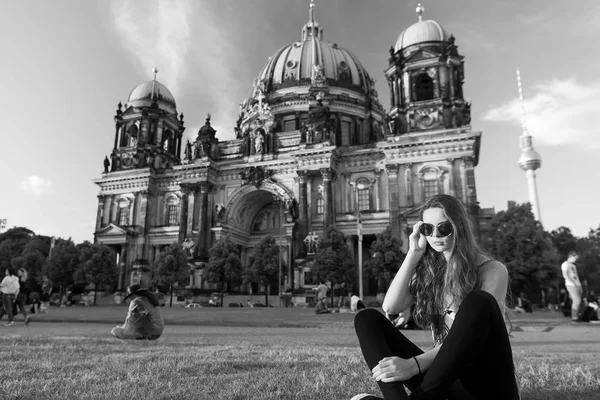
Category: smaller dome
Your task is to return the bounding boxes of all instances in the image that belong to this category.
[128,81,177,113]
[394,20,449,52]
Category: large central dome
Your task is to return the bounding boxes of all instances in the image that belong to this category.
[255,38,371,93]
[250,2,374,98]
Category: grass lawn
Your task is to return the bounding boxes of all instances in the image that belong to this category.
[0,307,599,399]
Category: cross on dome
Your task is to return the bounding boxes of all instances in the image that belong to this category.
[416,3,425,21]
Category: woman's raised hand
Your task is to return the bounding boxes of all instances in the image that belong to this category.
[409,222,428,255]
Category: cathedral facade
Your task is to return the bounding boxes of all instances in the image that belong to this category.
[93,4,481,295]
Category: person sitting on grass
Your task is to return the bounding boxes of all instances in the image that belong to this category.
[349,292,366,312]
[111,284,164,340]
[352,194,520,400]
[315,297,331,315]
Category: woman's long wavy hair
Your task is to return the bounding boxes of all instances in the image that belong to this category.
[409,194,490,345]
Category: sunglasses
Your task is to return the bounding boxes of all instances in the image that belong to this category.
[419,221,454,237]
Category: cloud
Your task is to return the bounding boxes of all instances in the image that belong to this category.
[483,77,600,148]
[109,0,192,95]
[21,176,54,196]
[109,0,242,140]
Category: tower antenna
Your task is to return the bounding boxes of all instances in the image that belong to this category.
[516,68,543,224]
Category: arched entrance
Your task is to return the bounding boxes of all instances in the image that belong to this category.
[222,182,297,294]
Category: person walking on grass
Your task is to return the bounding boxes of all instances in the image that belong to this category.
[14,268,31,325]
[111,284,164,340]
[561,251,584,322]
[352,194,520,400]
[0,268,24,326]
[40,275,53,313]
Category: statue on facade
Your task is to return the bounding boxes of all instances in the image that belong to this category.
[103,156,110,173]
[110,150,118,172]
[182,237,195,259]
[185,140,193,160]
[254,130,265,154]
[285,198,298,221]
[215,203,226,224]
[303,231,321,254]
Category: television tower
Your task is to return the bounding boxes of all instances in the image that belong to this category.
[516,69,542,223]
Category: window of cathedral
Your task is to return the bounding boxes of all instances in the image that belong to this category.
[357,186,370,212]
[341,120,351,146]
[118,206,129,226]
[414,72,434,101]
[316,198,324,215]
[283,118,296,132]
[168,205,179,226]
[423,179,439,200]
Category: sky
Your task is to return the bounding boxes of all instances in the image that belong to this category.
[0,0,598,244]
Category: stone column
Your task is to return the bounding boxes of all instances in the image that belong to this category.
[374,170,381,212]
[404,163,413,207]
[114,124,121,150]
[385,164,401,238]
[185,186,196,239]
[95,195,105,233]
[388,77,395,108]
[138,191,149,256]
[321,169,333,233]
[341,173,349,213]
[460,157,469,203]
[446,158,455,196]
[178,188,188,243]
[195,183,211,260]
[297,171,309,240]
[393,78,400,108]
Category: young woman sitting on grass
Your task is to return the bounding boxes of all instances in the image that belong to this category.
[352,194,520,400]
[111,284,164,340]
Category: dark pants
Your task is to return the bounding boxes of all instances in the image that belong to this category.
[354,290,520,400]
[1,294,16,322]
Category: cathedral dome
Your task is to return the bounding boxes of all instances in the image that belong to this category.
[394,20,449,52]
[394,4,450,52]
[253,40,372,95]
[248,1,374,99]
[128,79,177,114]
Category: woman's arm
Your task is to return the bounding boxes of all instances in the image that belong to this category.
[372,346,441,382]
[382,223,427,315]
[382,251,421,315]
[478,261,509,319]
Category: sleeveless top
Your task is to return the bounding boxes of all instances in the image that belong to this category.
[431,259,495,346]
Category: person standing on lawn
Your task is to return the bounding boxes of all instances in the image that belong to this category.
[111,284,164,340]
[14,268,31,324]
[561,251,583,322]
[40,275,53,313]
[352,194,520,400]
[0,268,21,326]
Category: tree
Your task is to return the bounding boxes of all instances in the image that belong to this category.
[42,238,79,305]
[482,203,560,299]
[576,225,600,291]
[11,234,51,293]
[205,236,243,307]
[549,226,578,263]
[0,227,35,271]
[365,226,405,293]
[79,243,118,305]
[152,243,189,307]
[312,227,355,307]
[246,236,283,306]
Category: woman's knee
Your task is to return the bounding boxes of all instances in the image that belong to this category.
[461,290,499,313]
[354,308,384,330]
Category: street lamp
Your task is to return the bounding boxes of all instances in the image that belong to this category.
[273,195,285,306]
[349,181,369,300]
